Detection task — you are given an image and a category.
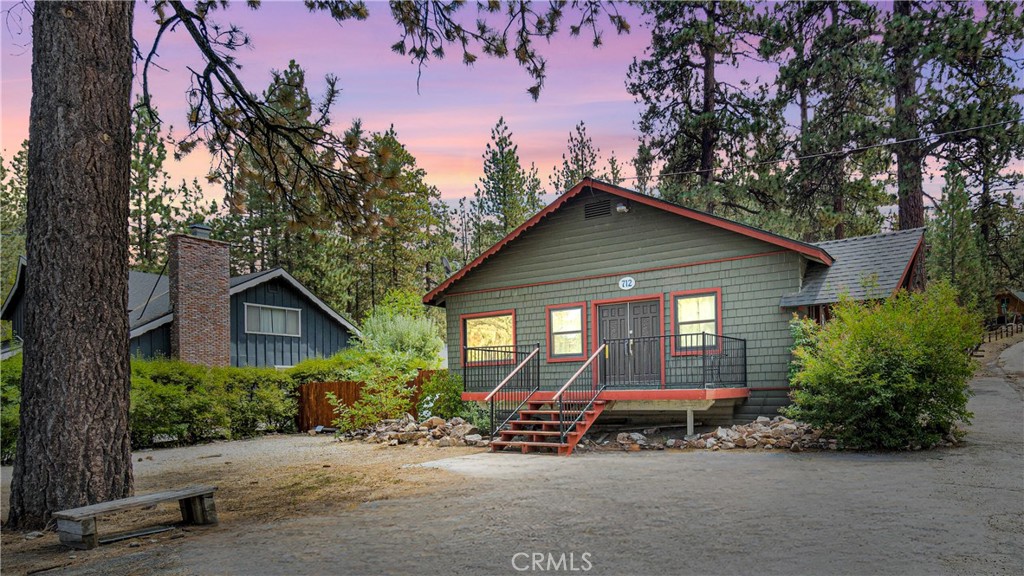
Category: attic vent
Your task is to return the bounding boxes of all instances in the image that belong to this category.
[584,199,611,220]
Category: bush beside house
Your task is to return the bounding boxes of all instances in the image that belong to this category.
[786,282,981,450]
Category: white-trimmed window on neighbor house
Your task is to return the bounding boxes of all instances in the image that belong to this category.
[462,310,515,364]
[672,290,720,352]
[546,303,585,362]
[245,303,301,337]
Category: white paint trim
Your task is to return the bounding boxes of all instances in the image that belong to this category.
[243,302,302,337]
[129,313,173,338]
[230,268,361,337]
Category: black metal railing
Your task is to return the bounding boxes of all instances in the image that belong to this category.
[463,345,540,391]
[600,332,746,389]
[555,345,607,442]
[465,344,541,433]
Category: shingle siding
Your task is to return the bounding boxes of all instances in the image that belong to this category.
[442,192,802,420]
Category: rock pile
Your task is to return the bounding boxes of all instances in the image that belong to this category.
[612,416,832,452]
[338,413,490,448]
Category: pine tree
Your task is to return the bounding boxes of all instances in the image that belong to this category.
[629,2,767,211]
[472,117,544,250]
[129,106,216,272]
[927,165,992,316]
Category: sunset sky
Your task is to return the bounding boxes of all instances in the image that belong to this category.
[1,1,655,202]
[1,2,1019,206]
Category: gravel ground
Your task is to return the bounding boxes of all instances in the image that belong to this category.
[3,339,1022,575]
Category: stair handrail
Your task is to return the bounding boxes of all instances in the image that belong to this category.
[554,344,607,442]
[552,344,606,401]
[484,347,541,402]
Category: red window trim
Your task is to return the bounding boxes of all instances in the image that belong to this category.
[670,288,723,357]
[590,293,667,388]
[545,302,588,363]
[459,309,517,367]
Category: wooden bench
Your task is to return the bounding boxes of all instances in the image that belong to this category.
[54,485,218,549]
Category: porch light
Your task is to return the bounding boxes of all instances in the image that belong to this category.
[616,201,630,214]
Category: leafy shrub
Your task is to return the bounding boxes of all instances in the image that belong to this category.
[785,282,981,449]
[417,370,464,420]
[358,313,442,369]
[1,355,22,464]
[215,367,297,438]
[328,374,416,433]
[787,314,820,383]
[130,358,229,446]
[287,355,350,387]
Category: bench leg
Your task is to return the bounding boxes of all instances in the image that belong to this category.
[57,518,98,550]
[179,494,218,525]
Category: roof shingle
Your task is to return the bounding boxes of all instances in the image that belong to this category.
[779,228,924,307]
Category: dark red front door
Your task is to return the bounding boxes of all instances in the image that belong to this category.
[598,300,661,387]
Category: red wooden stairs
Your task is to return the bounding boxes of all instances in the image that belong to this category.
[490,399,608,456]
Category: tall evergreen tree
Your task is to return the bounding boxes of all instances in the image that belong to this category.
[882,1,1023,230]
[129,106,216,272]
[627,1,769,215]
[472,117,544,250]
[927,165,992,316]
[761,0,888,240]
[549,121,626,191]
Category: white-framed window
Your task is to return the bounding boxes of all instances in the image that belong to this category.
[546,303,586,361]
[244,303,301,337]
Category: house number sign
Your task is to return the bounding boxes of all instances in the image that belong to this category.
[618,277,636,290]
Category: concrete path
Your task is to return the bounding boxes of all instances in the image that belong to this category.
[47,341,1024,575]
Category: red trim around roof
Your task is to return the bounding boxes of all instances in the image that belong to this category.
[423,178,833,306]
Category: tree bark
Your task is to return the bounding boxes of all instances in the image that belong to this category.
[699,3,718,192]
[892,0,925,230]
[7,1,135,530]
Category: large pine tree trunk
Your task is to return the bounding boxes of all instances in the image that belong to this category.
[699,3,718,192]
[892,0,925,230]
[7,1,135,530]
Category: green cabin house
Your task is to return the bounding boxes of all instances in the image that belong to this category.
[424,179,924,455]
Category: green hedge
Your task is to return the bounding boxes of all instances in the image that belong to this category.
[1,354,22,463]
[786,281,981,450]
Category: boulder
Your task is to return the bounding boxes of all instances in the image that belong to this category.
[422,416,446,429]
[464,433,483,445]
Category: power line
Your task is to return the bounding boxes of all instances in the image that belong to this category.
[621,117,1022,182]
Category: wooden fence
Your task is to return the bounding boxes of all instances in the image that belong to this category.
[296,370,435,432]
[986,322,1023,343]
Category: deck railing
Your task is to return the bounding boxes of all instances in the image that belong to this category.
[601,332,746,389]
[465,344,541,432]
[553,345,607,442]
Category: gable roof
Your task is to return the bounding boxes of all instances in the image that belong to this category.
[779,228,925,308]
[424,178,834,306]
[0,256,26,320]
[3,259,360,339]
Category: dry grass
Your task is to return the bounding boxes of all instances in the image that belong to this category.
[0,437,484,575]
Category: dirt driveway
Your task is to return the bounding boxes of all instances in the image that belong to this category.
[4,339,1023,575]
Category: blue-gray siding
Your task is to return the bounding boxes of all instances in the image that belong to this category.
[130,324,170,359]
[230,278,351,367]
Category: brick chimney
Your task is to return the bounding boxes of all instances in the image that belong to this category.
[169,223,231,367]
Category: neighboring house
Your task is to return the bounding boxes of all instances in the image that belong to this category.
[994,289,1024,324]
[1,224,359,368]
[424,179,924,453]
